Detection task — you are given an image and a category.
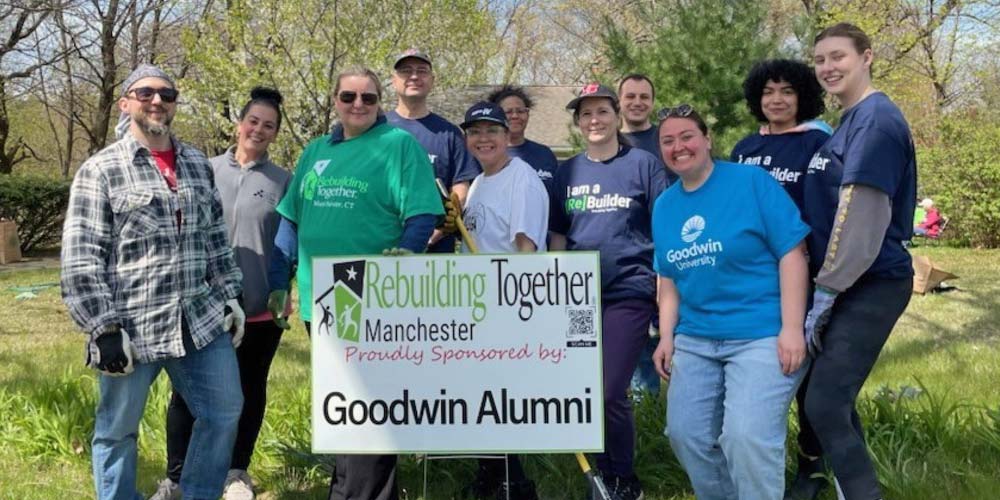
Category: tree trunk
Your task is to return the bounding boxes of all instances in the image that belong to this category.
[89,0,121,154]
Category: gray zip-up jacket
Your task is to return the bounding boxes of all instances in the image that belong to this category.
[211,147,290,317]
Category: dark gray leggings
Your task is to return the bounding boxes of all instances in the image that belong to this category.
[802,276,912,500]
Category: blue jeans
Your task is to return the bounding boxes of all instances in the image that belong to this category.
[92,330,243,500]
[630,334,662,396]
[666,334,806,500]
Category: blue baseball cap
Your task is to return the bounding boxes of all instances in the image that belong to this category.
[460,101,509,130]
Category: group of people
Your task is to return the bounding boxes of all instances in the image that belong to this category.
[60,20,916,500]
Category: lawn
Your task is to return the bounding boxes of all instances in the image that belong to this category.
[1,247,998,500]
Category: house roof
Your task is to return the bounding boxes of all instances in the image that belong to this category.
[420,84,580,155]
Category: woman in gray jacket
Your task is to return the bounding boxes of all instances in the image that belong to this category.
[152,87,290,500]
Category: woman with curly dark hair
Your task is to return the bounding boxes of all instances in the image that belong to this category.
[731,59,832,500]
[731,58,831,211]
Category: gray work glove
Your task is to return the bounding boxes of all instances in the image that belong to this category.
[224,299,246,348]
[805,286,838,357]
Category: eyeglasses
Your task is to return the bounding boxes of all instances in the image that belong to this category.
[502,107,529,116]
[128,87,179,103]
[657,104,694,121]
[338,91,379,105]
[465,125,507,137]
[395,67,432,77]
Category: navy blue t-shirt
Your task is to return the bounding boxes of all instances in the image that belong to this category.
[623,126,677,184]
[730,129,829,211]
[508,139,559,194]
[803,92,917,279]
[387,110,481,253]
[550,146,667,301]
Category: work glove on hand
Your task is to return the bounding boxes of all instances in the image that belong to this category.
[267,289,291,330]
[439,192,461,235]
[805,286,838,357]
[224,299,246,348]
[86,324,138,376]
[382,247,414,256]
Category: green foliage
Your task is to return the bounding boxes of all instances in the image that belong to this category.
[599,0,785,154]
[0,174,71,251]
[917,114,1000,248]
[176,0,497,169]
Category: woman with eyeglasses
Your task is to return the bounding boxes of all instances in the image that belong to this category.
[456,101,548,500]
[152,86,291,500]
[548,83,667,500]
[800,23,917,500]
[486,85,559,194]
[651,104,810,500]
[269,67,444,500]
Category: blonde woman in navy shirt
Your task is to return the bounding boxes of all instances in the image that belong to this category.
[549,83,667,500]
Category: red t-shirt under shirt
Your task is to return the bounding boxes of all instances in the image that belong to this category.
[150,148,181,230]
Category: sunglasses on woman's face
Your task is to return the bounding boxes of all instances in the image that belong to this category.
[338,91,379,105]
[128,87,179,103]
[657,104,694,121]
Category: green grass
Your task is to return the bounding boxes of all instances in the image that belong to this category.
[1,248,998,499]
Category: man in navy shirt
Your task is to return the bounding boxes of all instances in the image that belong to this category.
[618,74,675,184]
[618,74,672,397]
[387,48,481,253]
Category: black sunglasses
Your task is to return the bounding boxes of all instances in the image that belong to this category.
[338,91,379,105]
[657,104,695,121]
[129,87,179,103]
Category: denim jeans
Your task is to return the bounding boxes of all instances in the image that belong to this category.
[630,334,662,397]
[167,320,284,481]
[91,329,243,500]
[666,334,806,500]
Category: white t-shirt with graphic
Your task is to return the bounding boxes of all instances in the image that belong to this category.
[462,157,549,253]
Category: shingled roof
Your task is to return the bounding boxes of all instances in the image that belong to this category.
[415,84,580,157]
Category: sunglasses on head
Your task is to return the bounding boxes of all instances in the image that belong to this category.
[657,104,695,121]
[338,91,379,105]
[128,87,179,103]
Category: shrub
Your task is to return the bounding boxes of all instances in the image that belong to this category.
[0,174,71,252]
[918,114,1000,248]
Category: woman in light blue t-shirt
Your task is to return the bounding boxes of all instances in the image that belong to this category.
[651,105,810,500]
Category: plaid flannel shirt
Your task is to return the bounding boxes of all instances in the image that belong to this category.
[61,132,242,363]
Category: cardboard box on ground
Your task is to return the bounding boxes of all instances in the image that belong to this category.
[0,220,21,264]
[912,255,957,294]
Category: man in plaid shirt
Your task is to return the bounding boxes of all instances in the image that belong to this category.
[61,64,246,500]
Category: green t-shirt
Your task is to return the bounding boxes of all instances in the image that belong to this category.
[276,122,444,320]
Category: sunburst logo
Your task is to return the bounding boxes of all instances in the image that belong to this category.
[681,215,705,243]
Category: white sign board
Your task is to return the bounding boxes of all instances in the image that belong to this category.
[310,252,604,454]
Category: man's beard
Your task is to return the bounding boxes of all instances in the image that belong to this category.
[134,111,173,136]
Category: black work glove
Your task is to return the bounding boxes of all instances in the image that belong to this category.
[86,324,138,376]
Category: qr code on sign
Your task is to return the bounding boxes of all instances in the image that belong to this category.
[567,308,595,338]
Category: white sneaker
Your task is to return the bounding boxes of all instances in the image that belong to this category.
[148,478,181,500]
[223,469,256,500]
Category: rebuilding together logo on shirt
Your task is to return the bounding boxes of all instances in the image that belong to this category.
[667,215,724,271]
[564,183,632,213]
[302,160,370,207]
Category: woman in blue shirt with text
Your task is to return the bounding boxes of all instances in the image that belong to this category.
[652,105,810,500]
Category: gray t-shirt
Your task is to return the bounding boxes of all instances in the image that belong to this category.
[211,147,291,317]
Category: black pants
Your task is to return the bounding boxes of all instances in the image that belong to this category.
[304,321,399,500]
[801,276,912,500]
[167,321,284,480]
